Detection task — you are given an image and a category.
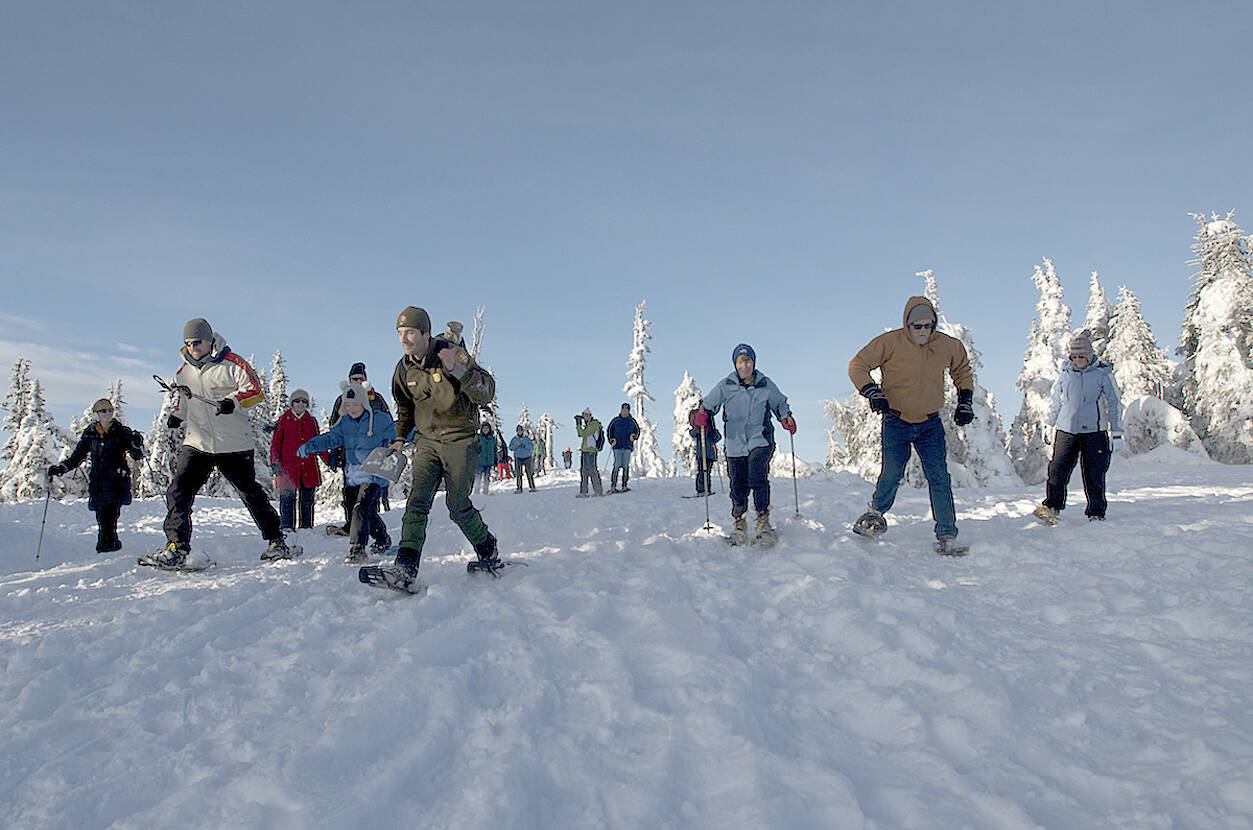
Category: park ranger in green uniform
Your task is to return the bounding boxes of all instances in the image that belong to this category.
[379,306,499,589]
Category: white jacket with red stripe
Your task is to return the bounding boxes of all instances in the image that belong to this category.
[173,333,266,454]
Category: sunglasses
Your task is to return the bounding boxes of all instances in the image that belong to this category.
[910,323,935,331]
[184,339,204,347]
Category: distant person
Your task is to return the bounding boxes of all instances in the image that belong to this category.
[535,435,547,475]
[476,422,496,495]
[327,362,391,536]
[574,408,604,497]
[140,318,291,570]
[848,297,973,556]
[270,389,323,532]
[496,431,512,481]
[48,398,144,552]
[509,425,537,492]
[688,405,721,497]
[1034,331,1123,525]
[562,447,573,469]
[297,382,394,563]
[607,402,640,493]
[695,344,793,545]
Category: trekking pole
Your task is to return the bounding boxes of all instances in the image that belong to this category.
[153,374,223,412]
[699,425,714,530]
[788,429,801,518]
[36,476,52,561]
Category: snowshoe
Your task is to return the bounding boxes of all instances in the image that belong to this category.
[752,514,778,549]
[260,537,301,561]
[369,538,393,556]
[138,542,213,572]
[358,563,425,594]
[852,509,888,539]
[326,524,349,537]
[1088,515,1106,522]
[344,545,368,565]
[935,537,969,557]
[1032,504,1059,527]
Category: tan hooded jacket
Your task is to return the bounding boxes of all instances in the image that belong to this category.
[848,297,973,424]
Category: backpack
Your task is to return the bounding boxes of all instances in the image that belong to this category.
[595,426,605,451]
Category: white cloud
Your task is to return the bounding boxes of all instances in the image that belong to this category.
[0,338,167,413]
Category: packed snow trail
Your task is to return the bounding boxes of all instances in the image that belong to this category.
[2,456,1252,829]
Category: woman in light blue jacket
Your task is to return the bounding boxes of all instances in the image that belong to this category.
[1035,332,1122,524]
[695,343,795,545]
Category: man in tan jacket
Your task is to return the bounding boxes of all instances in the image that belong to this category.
[848,297,975,555]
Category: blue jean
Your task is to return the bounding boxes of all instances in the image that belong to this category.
[872,414,957,540]
[611,448,632,488]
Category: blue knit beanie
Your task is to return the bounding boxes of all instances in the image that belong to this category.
[732,343,756,365]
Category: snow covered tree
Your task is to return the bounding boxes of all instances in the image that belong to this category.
[1106,286,1175,402]
[1178,212,1253,463]
[1008,258,1072,484]
[1083,271,1114,358]
[315,407,344,513]
[536,413,559,468]
[825,424,846,470]
[919,271,1019,487]
[622,301,668,478]
[0,381,76,502]
[470,306,485,361]
[672,371,703,476]
[1,358,32,468]
[138,389,185,498]
[824,395,882,482]
[268,351,290,424]
[515,402,533,436]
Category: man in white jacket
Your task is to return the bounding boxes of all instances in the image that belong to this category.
[140,318,290,570]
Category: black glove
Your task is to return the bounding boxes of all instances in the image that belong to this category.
[860,383,890,414]
[216,398,235,415]
[48,464,66,478]
[272,462,284,477]
[954,389,975,426]
[167,415,183,429]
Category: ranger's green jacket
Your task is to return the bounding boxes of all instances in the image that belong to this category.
[391,340,495,443]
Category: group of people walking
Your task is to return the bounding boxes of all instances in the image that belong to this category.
[47,296,1123,576]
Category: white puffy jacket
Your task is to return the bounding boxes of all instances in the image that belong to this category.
[173,334,266,454]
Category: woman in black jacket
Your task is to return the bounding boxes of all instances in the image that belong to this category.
[49,399,145,552]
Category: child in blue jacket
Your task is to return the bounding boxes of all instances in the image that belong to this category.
[298,382,394,561]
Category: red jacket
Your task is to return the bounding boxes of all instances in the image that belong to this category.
[270,410,323,489]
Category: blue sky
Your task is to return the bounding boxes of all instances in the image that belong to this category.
[2,1,1251,464]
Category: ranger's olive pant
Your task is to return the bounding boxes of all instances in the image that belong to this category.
[400,435,492,553]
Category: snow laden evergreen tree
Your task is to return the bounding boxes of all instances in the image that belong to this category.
[1083,271,1114,358]
[672,371,702,477]
[268,350,289,424]
[1178,212,1253,463]
[2,358,32,470]
[1107,287,1176,401]
[314,407,344,513]
[824,395,882,481]
[825,424,846,470]
[622,300,668,478]
[516,402,533,436]
[1009,258,1072,485]
[536,413,559,468]
[0,380,76,502]
[138,388,185,498]
[918,271,1019,487]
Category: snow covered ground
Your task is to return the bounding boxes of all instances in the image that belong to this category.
[3,452,1252,829]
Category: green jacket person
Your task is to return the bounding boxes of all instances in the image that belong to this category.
[376,307,499,589]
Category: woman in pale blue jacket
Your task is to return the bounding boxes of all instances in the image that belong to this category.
[695,343,795,544]
[1035,332,1122,524]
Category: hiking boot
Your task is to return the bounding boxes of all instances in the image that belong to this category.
[344,544,368,564]
[147,541,188,568]
[730,514,749,545]
[1087,515,1106,522]
[369,536,393,555]
[1033,504,1059,526]
[473,535,500,565]
[755,512,773,535]
[935,536,970,557]
[261,537,296,561]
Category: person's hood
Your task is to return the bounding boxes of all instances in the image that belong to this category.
[182,332,229,368]
[901,296,938,330]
